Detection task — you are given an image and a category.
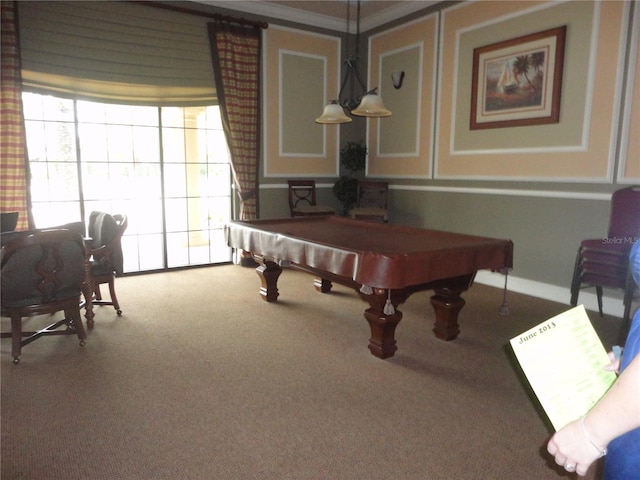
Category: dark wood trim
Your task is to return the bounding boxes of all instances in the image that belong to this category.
[131,1,269,29]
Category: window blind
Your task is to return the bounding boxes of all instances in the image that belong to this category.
[18,1,217,106]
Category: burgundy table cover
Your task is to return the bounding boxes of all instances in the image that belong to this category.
[225,216,513,289]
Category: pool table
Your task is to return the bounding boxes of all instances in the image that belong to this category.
[225,216,513,359]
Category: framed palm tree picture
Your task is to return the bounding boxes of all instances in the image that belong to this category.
[470,26,566,130]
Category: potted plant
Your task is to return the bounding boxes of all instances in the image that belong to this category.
[332,141,367,215]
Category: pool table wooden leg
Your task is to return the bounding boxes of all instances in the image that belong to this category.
[364,308,402,358]
[253,255,282,302]
[361,288,409,359]
[427,273,475,341]
[314,278,332,293]
[430,290,465,341]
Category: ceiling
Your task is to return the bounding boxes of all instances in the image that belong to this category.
[196,0,440,32]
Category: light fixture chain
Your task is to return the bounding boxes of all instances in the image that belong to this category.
[355,0,360,60]
[345,0,350,60]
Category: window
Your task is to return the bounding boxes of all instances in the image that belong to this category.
[22,92,232,273]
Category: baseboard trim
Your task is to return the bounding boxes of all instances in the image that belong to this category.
[475,270,627,318]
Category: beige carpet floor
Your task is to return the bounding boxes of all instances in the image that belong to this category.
[1,264,625,479]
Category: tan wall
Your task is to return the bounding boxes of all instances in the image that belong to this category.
[366,14,438,178]
[263,26,342,178]
[620,4,640,181]
[263,1,637,184]
[257,1,639,309]
[366,1,632,182]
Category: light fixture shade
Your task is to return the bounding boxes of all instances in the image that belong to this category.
[315,101,352,124]
[351,91,392,118]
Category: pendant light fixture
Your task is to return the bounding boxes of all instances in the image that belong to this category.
[315,0,391,124]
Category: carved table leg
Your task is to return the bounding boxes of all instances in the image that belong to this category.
[254,255,282,303]
[82,280,95,329]
[360,288,410,359]
[82,242,95,329]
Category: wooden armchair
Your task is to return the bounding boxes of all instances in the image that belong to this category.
[1,229,88,363]
[350,180,389,223]
[288,180,335,217]
[87,212,128,319]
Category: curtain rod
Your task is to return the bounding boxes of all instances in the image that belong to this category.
[132,1,269,29]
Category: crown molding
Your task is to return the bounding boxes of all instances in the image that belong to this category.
[193,1,438,32]
[195,1,345,30]
[360,1,438,31]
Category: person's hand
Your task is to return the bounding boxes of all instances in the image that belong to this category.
[603,348,621,373]
[547,418,603,476]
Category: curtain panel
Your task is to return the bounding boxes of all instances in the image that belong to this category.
[208,23,262,220]
[1,1,31,230]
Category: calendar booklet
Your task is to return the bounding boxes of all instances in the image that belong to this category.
[510,305,617,431]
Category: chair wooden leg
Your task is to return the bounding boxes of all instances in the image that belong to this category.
[108,278,122,315]
[65,307,87,345]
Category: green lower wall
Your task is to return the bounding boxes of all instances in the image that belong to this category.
[390,189,611,289]
[258,185,613,291]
